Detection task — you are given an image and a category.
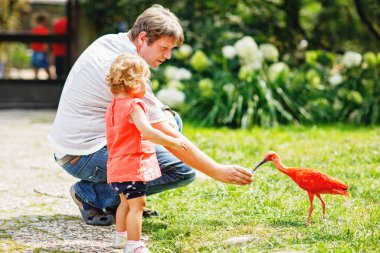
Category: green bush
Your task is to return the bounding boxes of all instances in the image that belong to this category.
[9,43,31,69]
[77,0,380,127]
[153,38,380,127]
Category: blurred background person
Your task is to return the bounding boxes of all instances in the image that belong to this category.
[31,13,51,79]
[114,15,128,33]
[52,17,67,79]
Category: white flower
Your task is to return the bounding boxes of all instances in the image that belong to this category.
[177,68,192,80]
[259,43,279,62]
[244,50,263,71]
[234,36,258,54]
[246,58,262,70]
[342,51,362,68]
[156,87,185,109]
[268,62,289,82]
[164,66,177,79]
[180,44,193,55]
[298,39,308,50]
[222,45,237,59]
[226,13,242,24]
[328,74,343,86]
[164,66,192,81]
[167,80,184,90]
[174,44,193,60]
[223,83,235,95]
[234,36,262,69]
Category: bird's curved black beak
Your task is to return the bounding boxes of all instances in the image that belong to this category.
[253,158,267,173]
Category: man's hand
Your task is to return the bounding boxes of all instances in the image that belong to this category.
[152,121,253,186]
[214,165,253,185]
[163,110,179,131]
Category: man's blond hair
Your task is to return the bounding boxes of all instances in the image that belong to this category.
[129,4,184,46]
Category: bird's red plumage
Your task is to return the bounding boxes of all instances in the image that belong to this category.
[255,151,349,225]
[285,167,349,196]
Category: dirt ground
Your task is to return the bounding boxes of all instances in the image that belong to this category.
[0,110,133,252]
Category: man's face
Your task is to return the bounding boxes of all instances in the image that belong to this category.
[137,34,176,68]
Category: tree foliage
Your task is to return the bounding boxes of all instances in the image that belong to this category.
[79,0,379,55]
[78,0,380,126]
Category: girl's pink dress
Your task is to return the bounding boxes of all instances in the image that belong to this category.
[106,98,161,183]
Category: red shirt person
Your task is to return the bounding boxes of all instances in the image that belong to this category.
[52,17,67,79]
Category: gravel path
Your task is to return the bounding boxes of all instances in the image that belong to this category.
[0,110,125,252]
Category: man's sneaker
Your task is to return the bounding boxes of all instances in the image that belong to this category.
[112,231,128,249]
[70,185,115,226]
[106,207,159,219]
[142,208,160,218]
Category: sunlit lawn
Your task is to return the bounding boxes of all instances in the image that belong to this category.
[146,124,380,252]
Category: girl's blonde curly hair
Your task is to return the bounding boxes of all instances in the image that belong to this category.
[106,53,150,95]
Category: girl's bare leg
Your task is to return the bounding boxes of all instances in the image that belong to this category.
[126,195,146,240]
[116,193,129,232]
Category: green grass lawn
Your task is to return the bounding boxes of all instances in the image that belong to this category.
[145,124,380,252]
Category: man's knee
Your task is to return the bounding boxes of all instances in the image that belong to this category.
[177,166,196,187]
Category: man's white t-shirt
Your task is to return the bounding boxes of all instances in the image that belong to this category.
[48,33,166,157]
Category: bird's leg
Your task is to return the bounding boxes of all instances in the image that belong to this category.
[306,192,314,226]
[316,194,326,219]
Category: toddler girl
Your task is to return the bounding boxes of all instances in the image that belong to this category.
[106,53,187,253]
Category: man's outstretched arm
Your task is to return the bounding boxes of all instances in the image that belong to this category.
[152,121,253,185]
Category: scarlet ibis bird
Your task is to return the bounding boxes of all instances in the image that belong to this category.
[253,151,349,226]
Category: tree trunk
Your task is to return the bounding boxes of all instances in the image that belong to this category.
[354,0,380,42]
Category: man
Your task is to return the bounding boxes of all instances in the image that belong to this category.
[48,4,253,226]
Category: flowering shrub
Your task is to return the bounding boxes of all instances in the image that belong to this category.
[156,87,186,110]
[174,44,193,60]
[260,44,279,63]
[222,45,237,59]
[189,50,211,72]
[342,51,362,68]
[164,66,192,81]
[152,37,380,127]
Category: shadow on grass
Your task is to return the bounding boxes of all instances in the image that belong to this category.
[268,219,305,227]
[143,220,169,231]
